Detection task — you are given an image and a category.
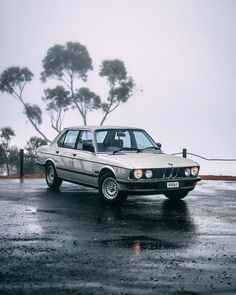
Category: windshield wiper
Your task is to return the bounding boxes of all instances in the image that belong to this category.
[137,146,160,153]
[113,147,140,154]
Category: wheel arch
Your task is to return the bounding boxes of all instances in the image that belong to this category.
[45,158,56,168]
[98,167,116,183]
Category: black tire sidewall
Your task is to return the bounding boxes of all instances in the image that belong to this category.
[45,163,62,189]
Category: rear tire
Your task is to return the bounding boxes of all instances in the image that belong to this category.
[45,162,62,189]
[164,191,189,200]
[99,173,128,205]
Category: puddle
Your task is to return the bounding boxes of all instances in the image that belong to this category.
[99,235,182,250]
[37,209,58,214]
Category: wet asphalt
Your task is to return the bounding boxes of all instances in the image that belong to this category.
[0,179,236,295]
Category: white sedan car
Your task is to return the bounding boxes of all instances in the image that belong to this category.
[37,126,200,204]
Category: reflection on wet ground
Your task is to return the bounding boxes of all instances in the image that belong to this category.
[94,199,196,252]
[0,179,236,294]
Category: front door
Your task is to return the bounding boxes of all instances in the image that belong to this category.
[70,130,96,187]
[56,130,79,180]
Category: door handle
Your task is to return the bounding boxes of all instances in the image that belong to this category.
[73,153,77,157]
[56,151,59,154]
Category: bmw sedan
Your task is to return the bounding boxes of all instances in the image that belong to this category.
[36,126,201,204]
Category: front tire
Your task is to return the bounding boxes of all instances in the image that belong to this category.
[99,173,127,205]
[45,162,62,189]
[164,191,189,200]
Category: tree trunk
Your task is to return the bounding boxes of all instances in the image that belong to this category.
[29,117,51,142]
[83,114,87,126]
[100,111,109,126]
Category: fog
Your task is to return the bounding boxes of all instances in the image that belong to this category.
[0,0,236,175]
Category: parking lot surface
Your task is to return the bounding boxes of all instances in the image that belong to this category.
[0,179,236,294]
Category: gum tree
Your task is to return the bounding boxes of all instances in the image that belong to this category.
[99,59,135,125]
[0,67,50,142]
[0,127,16,175]
[25,136,48,156]
[41,42,98,125]
[73,87,101,125]
[24,136,47,173]
[43,86,71,133]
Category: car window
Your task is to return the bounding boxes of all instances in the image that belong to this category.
[58,132,67,147]
[95,130,133,152]
[96,130,107,144]
[95,129,157,153]
[133,130,154,149]
[76,130,93,151]
[63,130,79,149]
[114,131,131,148]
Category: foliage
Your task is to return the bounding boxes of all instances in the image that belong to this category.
[0,127,16,175]
[99,59,135,125]
[1,43,135,136]
[24,103,43,125]
[23,136,47,174]
[0,145,5,166]
[43,86,71,132]
[0,67,50,142]
[41,42,98,125]
[0,67,33,97]
[8,146,19,173]
[73,87,101,125]
[25,136,47,156]
[0,127,15,145]
[41,42,93,83]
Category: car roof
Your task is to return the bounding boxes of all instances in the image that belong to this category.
[64,126,141,131]
[51,126,145,145]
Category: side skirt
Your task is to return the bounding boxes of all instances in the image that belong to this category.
[60,177,98,189]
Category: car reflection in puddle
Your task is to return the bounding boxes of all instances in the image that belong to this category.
[95,199,197,255]
[37,186,197,255]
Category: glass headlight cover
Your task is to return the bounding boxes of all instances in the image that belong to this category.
[185,168,191,177]
[191,167,199,176]
[133,169,143,179]
[145,169,153,178]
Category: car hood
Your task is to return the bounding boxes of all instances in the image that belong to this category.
[98,152,199,169]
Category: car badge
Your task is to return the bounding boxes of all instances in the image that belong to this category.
[168,163,173,166]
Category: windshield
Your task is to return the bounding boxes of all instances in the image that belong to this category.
[95,129,160,154]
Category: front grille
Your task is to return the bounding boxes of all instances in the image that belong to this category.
[153,167,187,179]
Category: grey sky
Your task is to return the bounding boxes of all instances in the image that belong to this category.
[0,0,236,175]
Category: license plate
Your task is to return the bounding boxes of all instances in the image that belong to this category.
[167,182,179,188]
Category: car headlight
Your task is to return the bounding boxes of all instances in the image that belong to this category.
[133,169,143,179]
[145,169,153,179]
[185,168,191,176]
[191,167,199,176]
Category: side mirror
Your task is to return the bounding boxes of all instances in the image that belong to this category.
[83,142,95,153]
[156,142,162,149]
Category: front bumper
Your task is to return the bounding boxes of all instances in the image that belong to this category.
[117,177,201,195]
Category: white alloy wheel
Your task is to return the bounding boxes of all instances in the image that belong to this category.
[102,177,119,200]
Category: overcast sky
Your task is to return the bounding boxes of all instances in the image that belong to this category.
[0,0,236,175]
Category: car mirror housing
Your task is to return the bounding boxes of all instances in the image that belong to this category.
[156,142,162,149]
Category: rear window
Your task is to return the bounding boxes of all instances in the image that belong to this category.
[58,130,79,149]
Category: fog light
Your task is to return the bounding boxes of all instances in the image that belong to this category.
[145,169,153,178]
[191,167,199,176]
[133,169,143,179]
[185,168,191,176]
